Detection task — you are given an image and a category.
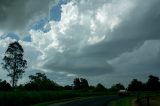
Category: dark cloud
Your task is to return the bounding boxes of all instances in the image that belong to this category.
[0,0,57,33]
[2,0,158,86]
[108,40,160,86]
[43,51,114,76]
[82,0,160,60]
[39,0,160,78]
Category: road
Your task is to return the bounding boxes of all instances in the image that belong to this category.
[48,96,121,106]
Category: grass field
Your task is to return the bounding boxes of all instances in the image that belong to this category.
[0,90,113,106]
[0,91,159,106]
[149,96,160,106]
[32,96,97,106]
[111,97,135,106]
[111,91,160,106]
[138,96,160,106]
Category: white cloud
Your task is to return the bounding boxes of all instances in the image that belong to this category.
[28,0,137,77]
[0,31,4,37]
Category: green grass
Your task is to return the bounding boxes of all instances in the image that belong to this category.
[0,90,112,106]
[111,97,135,106]
[0,91,159,106]
[32,91,116,106]
[32,96,98,106]
[132,91,160,97]
[32,97,81,106]
[0,91,82,106]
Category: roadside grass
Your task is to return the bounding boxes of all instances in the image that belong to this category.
[137,96,160,106]
[32,96,99,106]
[32,97,82,106]
[149,96,160,106]
[133,91,160,97]
[111,97,135,106]
[1,91,159,106]
[32,91,116,106]
[0,90,114,106]
[114,91,160,106]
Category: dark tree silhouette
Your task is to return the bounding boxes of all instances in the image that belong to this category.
[94,83,107,92]
[73,78,89,90]
[146,75,160,91]
[80,78,89,89]
[73,78,81,90]
[25,73,60,90]
[0,79,11,91]
[88,86,95,90]
[64,85,72,90]
[128,79,144,91]
[2,41,27,87]
[111,83,125,91]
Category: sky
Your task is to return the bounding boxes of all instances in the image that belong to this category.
[0,0,160,87]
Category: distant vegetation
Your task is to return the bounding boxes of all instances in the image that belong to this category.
[24,72,62,91]
[0,41,160,105]
[128,75,160,91]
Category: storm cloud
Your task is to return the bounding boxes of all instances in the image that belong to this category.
[33,0,160,81]
[0,0,57,33]
[0,0,160,86]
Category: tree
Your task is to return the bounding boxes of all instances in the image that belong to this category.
[146,75,160,91]
[0,79,11,91]
[25,73,60,90]
[73,78,89,90]
[94,83,107,92]
[111,83,125,91]
[128,79,144,91]
[80,78,89,89]
[64,85,72,90]
[2,41,27,87]
[73,78,81,90]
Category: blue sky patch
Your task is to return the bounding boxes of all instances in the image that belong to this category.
[1,33,19,41]
[23,35,32,42]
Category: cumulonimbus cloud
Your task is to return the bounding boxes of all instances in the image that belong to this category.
[1,0,160,86]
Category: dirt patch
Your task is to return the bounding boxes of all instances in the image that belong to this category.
[132,99,139,106]
[134,97,160,106]
[149,97,160,106]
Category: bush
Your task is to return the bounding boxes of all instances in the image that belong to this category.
[0,80,11,91]
[94,83,107,92]
[23,73,63,91]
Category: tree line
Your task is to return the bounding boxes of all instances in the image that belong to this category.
[0,73,160,92]
[128,75,160,91]
[0,41,160,92]
[72,75,160,92]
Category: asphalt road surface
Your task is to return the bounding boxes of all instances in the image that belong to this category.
[48,96,121,106]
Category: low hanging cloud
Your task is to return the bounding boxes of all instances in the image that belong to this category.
[109,40,160,73]
[0,0,58,34]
